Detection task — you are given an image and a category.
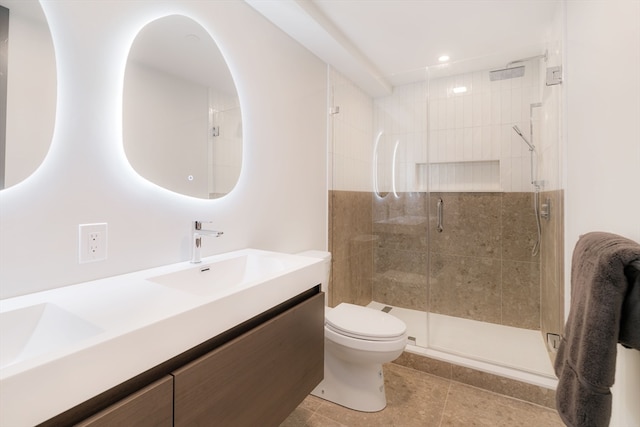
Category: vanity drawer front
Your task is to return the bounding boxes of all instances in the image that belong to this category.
[173,292,324,427]
[75,376,173,427]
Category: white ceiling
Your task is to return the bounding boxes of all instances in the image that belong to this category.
[245,0,561,97]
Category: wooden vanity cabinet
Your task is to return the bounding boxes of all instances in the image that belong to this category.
[40,288,323,427]
[75,376,173,427]
[173,292,324,426]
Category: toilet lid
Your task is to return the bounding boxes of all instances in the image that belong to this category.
[326,303,407,341]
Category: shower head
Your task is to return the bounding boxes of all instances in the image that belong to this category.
[489,50,548,82]
[489,66,525,81]
[512,125,535,151]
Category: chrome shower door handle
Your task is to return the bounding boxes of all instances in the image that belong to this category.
[437,198,444,233]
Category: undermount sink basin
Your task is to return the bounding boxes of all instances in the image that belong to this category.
[148,253,292,296]
[0,303,104,369]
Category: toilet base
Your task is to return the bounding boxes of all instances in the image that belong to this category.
[311,354,387,412]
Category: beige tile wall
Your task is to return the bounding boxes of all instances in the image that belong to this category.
[372,192,429,311]
[370,191,541,329]
[330,189,562,333]
[540,189,565,362]
[329,190,373,307]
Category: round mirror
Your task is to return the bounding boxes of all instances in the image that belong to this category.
[123,15,242,199]
[1,0,56,190]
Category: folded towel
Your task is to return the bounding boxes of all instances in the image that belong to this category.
[555,232,640,427]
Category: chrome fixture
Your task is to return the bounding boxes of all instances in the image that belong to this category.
[546,66,563,86]
[489,66,525,81]
[436,198,444,233]
[541,198,551,221]
[505,50,548,68]
[512,125,535,151]
[512,103,545,256]
[191,221,223,263]
[489,50,548,81]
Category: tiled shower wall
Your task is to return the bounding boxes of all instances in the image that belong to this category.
[540,189,564,360]
[329,190,373,307]
[428,58,542,192]
[329,65,562,335]
[371,191,540,329]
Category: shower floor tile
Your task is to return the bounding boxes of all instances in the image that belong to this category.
[281,363,563,427]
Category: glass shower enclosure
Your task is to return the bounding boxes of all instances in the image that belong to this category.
[328,41,564,384]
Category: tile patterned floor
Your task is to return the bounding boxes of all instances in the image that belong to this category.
[281,363,564,427]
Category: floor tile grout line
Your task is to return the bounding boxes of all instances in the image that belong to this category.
[438,380,453,427]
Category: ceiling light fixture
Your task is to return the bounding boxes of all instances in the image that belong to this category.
[452,86,467,94]
[438,55,450,62]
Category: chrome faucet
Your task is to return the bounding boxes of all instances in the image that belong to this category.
[191,221,223,263]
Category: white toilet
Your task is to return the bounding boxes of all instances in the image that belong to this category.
[298,251,408,412]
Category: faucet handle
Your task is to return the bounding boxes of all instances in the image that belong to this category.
[194,220,213,230]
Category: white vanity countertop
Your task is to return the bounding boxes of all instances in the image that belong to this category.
[0,248,324,426]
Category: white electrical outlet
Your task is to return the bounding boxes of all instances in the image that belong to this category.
[79,223,108,263]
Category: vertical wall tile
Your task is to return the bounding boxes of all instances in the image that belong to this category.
[455,96,464,128]
[491,91,501,124]
[501,88,512,124]
[511,87,522,124]
[455,129,464,160]
[463,129,473,161]
[463,94,473,128]
[446,98,455,129]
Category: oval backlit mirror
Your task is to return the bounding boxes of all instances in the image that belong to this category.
[1,0,56,190]
[123,15,242,199]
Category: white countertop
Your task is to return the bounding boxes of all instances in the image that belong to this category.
[0,248,324,426]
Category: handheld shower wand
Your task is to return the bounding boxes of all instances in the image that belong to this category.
[512,125,535,151]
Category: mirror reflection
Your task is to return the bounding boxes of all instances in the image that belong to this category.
[0,0,56,190]
[123,15,242,199]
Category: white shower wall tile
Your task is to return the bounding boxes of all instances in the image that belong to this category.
[329,56,559,194]
[428,59,544,192]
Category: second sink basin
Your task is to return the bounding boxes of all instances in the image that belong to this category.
[148,252,292,296]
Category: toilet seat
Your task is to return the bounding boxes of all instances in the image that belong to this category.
[326,303,406,341]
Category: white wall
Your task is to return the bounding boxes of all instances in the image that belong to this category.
[0,0,328,299]
[329,67,374,192]
[565,0,640,425]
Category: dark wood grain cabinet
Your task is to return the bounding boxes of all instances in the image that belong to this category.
[173,292,324,426]
[42,288,323,427]
[75,376,173,427]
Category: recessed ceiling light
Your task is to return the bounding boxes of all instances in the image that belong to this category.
[452,86,467,94]
[438,55,450,62]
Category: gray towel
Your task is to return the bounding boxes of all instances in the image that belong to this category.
[554,232,640,427]
[620,261,640,349]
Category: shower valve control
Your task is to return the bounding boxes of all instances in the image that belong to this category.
[540,198,551,221]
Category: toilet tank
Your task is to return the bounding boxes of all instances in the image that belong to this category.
[297,250,331,303]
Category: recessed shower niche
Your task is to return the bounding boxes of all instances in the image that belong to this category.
[123,15,242,199]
